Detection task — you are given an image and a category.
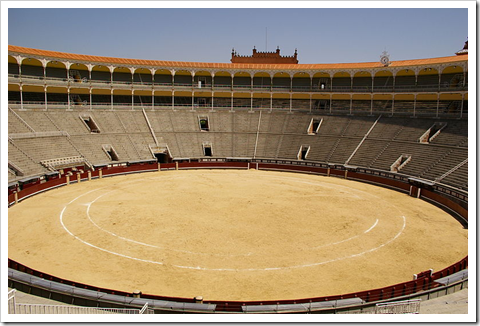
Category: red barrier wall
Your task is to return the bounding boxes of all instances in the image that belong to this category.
[258,163,328,175]
[421,188,468,221]
[13,176,67,204]
[347,171,411,192]
[178,162,249,169]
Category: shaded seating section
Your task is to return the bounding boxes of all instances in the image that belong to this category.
[8,141,50,178]
[12,137,80,164]
[429,120,468,147]
[46,111,91,134]
[440,162,468,191]
[7,108,468,191]
[8,109,35,134]
[14,111,60,133]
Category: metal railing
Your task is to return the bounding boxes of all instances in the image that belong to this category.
[12,304,148,314]
[375,299,421,314]
[10,74,467,93]
[9,131,70,139]
[7,289,153,314]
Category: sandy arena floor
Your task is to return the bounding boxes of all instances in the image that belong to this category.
[8,169,468,301]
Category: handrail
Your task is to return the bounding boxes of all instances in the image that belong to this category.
[10,74,467,93]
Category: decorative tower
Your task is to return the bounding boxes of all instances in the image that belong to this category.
[231,47,298,64]
[455,40,468,56]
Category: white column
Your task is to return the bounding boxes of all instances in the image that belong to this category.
[329,94,332,114]
[132,89,135,110]
[44,86,48,111]
[191,72,195,110]
[460,93,464,118]
[349,95,352,115]
[152,90,155,111]
[42,60,48,111]
[131,68,135,110]
[151,70,155,110]
[370,95,373,115]
[20,85,24,110]
[171,71,176,110]
[391,95,395,116]
[109,66,114,110]
[413,94,417,117]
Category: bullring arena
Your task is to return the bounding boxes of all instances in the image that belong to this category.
[7,41,469,315]
[9,168,467,302]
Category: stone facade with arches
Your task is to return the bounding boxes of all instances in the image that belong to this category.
[8,45,467,117]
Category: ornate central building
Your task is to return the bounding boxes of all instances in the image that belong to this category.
[231,47,299,64]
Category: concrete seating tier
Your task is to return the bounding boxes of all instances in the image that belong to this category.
[8,141,49,178]
[440,162,468,191]
[12,136,80,163]
[7,108,468,191]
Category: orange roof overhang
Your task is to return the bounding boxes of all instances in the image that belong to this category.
[8,45,468,71]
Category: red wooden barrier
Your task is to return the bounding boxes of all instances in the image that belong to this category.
[347,171,411,192]
[421,188,468,221]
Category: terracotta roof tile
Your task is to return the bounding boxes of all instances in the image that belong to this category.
[9,45,468,71]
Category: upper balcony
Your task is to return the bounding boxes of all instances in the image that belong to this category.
[9,74,467,94]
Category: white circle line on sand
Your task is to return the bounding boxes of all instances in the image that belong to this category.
[62,191,407,271]
[365,219,379,233]
[83,191,254,257]
[172,216,407,272]
[84,188,381,257]
[58,173,407,272]
[309,219,380,250]
[60,201,165,266]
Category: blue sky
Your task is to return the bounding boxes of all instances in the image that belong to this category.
[6,4,470,64]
